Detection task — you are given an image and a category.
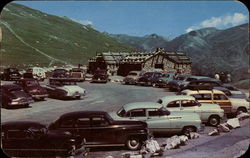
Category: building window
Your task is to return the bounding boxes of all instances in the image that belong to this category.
[154,64,164,69]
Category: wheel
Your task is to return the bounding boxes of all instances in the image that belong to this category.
[182,126,196,136]
[67,145,76,156]
[126,137,141,150]
[208,115,220,126]
[236,107,247,115]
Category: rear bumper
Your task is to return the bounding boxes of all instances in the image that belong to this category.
[32,94,48,99]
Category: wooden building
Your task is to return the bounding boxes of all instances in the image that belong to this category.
[88,48,192,76]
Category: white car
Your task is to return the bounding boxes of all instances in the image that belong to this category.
[45,78,86,99]
[110,102,202,135]
[157,95,224,126]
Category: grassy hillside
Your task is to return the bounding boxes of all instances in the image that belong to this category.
[0,3,136,67]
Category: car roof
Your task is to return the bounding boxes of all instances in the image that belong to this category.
[59,111,108,119]
[2,121,46,130]
[123,102,163,111]
[182,89,225,95]
[18,78,37,81]
[159,95,195,102]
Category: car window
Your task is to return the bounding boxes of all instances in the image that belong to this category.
[148,109,166,116]
[181,100,197,107]
[214,94,228,100]
[92,117,109,127]
[167,101,180,108]
[76,118,91,127]
[60,119,75,128]
[129,109,146,117]
[7,130,32,139]
[191,94,212,100]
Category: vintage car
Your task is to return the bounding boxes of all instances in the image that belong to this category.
[1,84,34,108]
[26,67,46,81]
[123,71,144,85]
[15,78,48,100]
[52,68,69,78]
[168,75,207,92]
[91,69,109,83]
[181,78,232,96]
[137,72,162,86]
[2,68,22,81]
[45,78,86,100]
[157,95,224,126]
[154,72,176,87]
[48,111,148,150]
[111,102,202,135]
[2,121,85,157]
[181,89,250,116]
[70,68,86,82]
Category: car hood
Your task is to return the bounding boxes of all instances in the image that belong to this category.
[11,91,31,99]
[124,76,138,80]
[58,85,85,93]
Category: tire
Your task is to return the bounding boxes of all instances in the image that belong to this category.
[208,115,220,126]
[182,126,196,136]
[126,137,141,150]
[236,107,247,115]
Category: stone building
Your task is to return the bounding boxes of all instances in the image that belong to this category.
[88,48,192,76]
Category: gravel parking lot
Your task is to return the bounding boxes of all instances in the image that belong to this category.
[1,80,249,158]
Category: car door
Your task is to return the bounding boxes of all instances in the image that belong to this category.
[74,117,93,144]
[180,100,197,113]
[90,116,121,145]
[146,108,171,133]
[213,94,232,114]
[191,93,213,104]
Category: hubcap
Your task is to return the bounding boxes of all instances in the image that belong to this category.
[210,118,218,125]
[130,140,138,146]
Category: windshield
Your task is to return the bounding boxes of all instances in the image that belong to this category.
[9,68,19,73]
[117,107,126,117]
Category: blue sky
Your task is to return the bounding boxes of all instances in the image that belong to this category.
[15,1,248,38]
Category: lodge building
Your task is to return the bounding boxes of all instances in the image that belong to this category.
[88,48,192,76]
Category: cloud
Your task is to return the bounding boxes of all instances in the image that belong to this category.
[186,13,248,32]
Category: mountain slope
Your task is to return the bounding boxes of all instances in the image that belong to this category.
[108,33,169,51]
[164,24,249,81]
[0,3,136,67]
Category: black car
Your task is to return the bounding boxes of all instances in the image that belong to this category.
[48,111,148,150]
[181,78,232,96]
[1,84,34,108]
[2,121,85,157]
[137,72,162,86]
[2,68,22,81]
[91,69,109,83]
[52,68,69,78]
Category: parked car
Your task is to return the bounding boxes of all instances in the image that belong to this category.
[48,111,148,150]
[168,75,207,92]
[181,89,249,116]
[15,78,48,100]
[1,84,34,108]
[157,95,224,126]
[137,72,162,86]
[45,78,86,100]
[26,67,46,81]
[2,68,22,81]
[2,121,85,157]
[123,71,144,85]
[222,84,247,99]
[91,69,109,83]
[70,68,86,82]
[154,72,176,87]
[111,102,202,135]
[181,78,232,96]
[52,68,69,78]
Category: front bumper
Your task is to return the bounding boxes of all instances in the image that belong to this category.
[9,99,34,106]
[31,94,48,99]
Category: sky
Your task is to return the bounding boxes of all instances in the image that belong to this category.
[14,0,249,39]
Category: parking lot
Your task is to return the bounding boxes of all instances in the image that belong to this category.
[1,79,249,158]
